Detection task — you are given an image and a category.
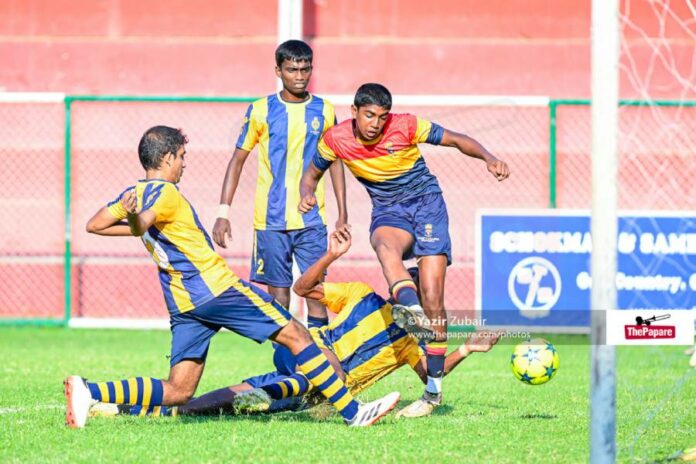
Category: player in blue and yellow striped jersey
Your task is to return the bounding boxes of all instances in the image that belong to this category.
[64,126,400,429]
[299,83,510,417]
[110,226,499,419]
[213,40,346,330]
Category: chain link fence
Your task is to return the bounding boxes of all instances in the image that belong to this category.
[2,95,692,325]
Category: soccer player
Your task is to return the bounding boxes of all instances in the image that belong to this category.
[65,126,399,429]
[298,83,510,417]
[212,39,345,330]
[91,226,500,419]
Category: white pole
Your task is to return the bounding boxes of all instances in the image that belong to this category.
[277,0,305,319]
[590,0,618,462]
[277,0,304,92]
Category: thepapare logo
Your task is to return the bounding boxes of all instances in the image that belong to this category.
[624,314,675,339]
[508,257,561,318]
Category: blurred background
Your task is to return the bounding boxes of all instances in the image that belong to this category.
[1,0,694,324]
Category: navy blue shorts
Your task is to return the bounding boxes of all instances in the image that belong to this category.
[370,193,452,265]
[250,225,327,287]
[243,343,298,386]
[168,280,291,367]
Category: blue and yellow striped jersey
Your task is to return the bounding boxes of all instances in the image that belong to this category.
[310,282,424,394]
[236,93,336,231]
[314,113,444,207]
[108,180,239,315]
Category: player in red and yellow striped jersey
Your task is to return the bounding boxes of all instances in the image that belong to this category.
[299,83,509,417]
[64,126,400,429]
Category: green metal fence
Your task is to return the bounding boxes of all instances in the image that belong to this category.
[1,95,693,326]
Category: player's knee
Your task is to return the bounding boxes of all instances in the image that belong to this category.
[163,383,196,405]
[276,319,313,352]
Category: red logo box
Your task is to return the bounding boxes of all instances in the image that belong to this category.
[624,325,676,340]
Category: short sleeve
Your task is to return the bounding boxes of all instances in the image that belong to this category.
[106,187,133,220]
[410,116,444,145]
[235,104,261,151]
[322,101,337,134]
[320,282,374,314]
[142,183,179,223]
[314,133,338,171]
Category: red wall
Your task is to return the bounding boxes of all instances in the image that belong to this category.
[2,0,694,98]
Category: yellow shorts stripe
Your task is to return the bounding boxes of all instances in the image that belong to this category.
[230,280,290,326]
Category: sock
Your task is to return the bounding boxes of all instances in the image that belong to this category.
[307,315,329,329]
[123,405,176,417]
[87,377,164,408]
[390,280,420,307]
[294,344,359,421]
[261,373,312,400]
[425,342,447,395]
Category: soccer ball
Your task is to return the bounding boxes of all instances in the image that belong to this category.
[510,338,559,385]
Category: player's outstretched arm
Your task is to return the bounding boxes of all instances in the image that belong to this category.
[299,163,327,213]
[412,331,502,383]
[86,207,132,236]
[212,148,251,248]
[440,129,510,182]
[327,160,348,228]
[293,225,352,300]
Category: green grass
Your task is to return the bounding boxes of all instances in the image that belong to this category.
[0,328,694,463]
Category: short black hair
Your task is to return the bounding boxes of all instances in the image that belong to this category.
[137,126,188,171]
[354,83,392,110]
[275,40,313,67]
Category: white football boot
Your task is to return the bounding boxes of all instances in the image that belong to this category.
[346,391,400,427]
[64,375,96,428]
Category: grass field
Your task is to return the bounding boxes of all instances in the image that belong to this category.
[1,327,694,463]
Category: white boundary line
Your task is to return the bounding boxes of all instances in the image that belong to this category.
[0,92,65,103]
[69,317,169,330]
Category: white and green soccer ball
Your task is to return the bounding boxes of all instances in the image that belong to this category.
[510,338,559,385]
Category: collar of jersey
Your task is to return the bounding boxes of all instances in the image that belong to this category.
[276,92,313,106]
[138,178,178,188]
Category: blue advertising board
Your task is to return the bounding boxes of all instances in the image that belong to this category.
[476,210,696,330]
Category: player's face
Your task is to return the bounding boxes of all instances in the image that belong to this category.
[351,104,390,141]
[170,146,186,184]
[275,59,313,96]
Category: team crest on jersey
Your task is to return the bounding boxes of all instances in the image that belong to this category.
[385,142,395,154]
[310,116,321,135]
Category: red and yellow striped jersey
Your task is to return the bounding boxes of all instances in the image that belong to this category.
[314,113,444,207]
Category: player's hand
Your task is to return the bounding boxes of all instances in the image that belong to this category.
[298,194,317,213]
[335,214,348,230]
[212,218,232,248]
[487,159,510,181]
[121,188,138,214]
[328,224,352,257]
[460,330,502,356]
